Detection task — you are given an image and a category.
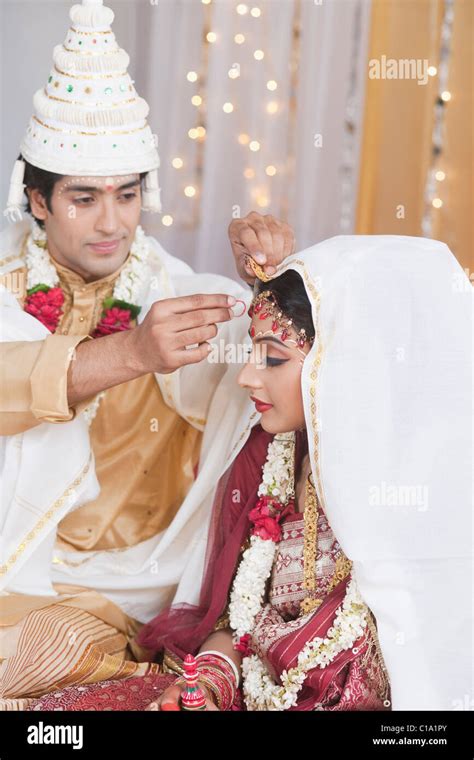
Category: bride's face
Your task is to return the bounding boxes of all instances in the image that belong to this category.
[237,311,311,434]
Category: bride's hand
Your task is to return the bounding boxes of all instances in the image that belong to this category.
[146,681,219,711]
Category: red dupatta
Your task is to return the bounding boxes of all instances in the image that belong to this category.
[136,423,275,659]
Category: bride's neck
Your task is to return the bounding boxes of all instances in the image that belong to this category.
[294,434,311,513]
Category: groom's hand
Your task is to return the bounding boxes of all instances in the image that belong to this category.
[128,293,238,374]
[67,293,240,408]
[228,211,296,285]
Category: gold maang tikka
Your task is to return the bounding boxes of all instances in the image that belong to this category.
[248,289,314,348]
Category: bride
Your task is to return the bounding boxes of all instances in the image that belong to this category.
[29,236,472,711]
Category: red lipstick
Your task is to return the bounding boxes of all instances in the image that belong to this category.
[250,396,273,413]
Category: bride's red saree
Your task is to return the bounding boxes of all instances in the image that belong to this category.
[29,425,390,711]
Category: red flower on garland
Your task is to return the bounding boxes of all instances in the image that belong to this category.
[24,288,141,339]
[91,297,141,338]
[248,494,295,542]
[234,634,253,657]
[24,286,65,333]
[92,306,133,337]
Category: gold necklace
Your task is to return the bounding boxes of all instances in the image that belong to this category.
[300,473,352,615]
[300,475,322,614]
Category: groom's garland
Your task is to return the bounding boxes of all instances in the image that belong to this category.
[229,432,368,711]
[22,220,151,424]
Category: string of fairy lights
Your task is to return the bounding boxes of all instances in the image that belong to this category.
[159,0,456,236]
[421,0,454,237]
[160,0,282,228]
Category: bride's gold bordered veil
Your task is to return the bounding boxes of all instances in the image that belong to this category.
[261,235,472,711]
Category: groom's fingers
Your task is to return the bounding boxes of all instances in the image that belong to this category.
[254,224,276,265]
[229,223,268,277]
[173,307,235,333]
[165,293,237,316]
[283,222,296,257]
[132,291,248,374]
[178,342,214,366]
[172,324,219,349]
[264,216,285,265]
[229,212,296,279]
[257,215,294,274]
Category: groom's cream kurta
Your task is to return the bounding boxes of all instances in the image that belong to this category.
[1,240,202,551]
[0,219,257,708]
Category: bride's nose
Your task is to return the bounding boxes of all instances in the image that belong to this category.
[237,351,263,390]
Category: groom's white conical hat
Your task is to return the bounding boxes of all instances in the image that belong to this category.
[4,0,161,221]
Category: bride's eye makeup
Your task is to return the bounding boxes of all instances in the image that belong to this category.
[246,344,288,367]
[259,343,290,367]
[266,356,289,367]
[249,334,293,367]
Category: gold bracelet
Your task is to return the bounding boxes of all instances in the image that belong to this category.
[195,675,221,709]
[162,649,185,676]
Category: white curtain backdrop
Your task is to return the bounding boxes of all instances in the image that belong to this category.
[1,0,371,278]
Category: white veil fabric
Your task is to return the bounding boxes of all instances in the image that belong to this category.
[268,235,472,710]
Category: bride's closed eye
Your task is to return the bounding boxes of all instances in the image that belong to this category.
[265,356,289,367]
[245,346,288,367]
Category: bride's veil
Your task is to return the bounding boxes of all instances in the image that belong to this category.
[271,235,472,710]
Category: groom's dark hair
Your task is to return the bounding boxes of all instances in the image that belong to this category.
[20,155,61,228]
[256,269,315,342]
[19,153,147,229]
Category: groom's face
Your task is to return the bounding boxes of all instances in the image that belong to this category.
[28,173,142,282]
[238,312,311,435]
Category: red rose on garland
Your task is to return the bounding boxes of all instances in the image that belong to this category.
[91,297,141,338]
[234,633,253,658]
[248,494,295,542]
[24,288,141,339]
[24,285,65,333]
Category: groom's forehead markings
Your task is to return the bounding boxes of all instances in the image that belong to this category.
[57,175,139,196]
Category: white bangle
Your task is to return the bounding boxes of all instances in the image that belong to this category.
[196,650,240,687]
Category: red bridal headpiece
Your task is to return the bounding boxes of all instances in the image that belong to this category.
[248,289,314,349]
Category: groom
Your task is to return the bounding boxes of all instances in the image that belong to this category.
[0,0,295,709]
